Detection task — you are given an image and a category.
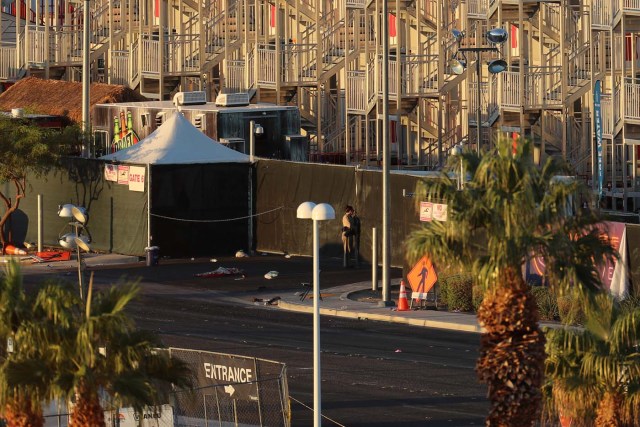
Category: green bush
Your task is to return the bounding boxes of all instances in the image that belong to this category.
[439,275,474,312]
[529,286,559,321]
[472,283,484,312]
[557,294,585,325]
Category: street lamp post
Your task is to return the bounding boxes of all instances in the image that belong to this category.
[297,201,336,427]
[82,0,90,156]
[248,121,264,254]
[58,204,91,300]
[450,144,464,190]
[450,28,509,154]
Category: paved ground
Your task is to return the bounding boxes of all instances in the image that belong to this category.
[8,251,487,333]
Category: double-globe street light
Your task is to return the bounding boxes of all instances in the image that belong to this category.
[58,204,91,300]
[296,201,336,427]
[449,28,509,154]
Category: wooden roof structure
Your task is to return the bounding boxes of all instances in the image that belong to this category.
[0,77,146,123]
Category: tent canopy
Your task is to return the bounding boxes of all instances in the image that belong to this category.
[99,111,250,164]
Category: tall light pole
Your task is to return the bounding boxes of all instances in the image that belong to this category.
[248,121,263,254]
[82,0,90,156]
[297,201,335,427]
[450,28,509,154]
[380,0,392,306]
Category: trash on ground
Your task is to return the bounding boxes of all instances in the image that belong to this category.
[264,270,279,279]
[253,296,281,306]
[210,258,217,263]
[284,254,291,259]
[395,349,402,353]
[235,250,249,258]
[195,267,244,278]
[32,251,72,263]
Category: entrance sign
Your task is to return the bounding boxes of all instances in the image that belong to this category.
[199,354,259,401]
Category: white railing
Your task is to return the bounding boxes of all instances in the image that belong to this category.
[346,0,365,8]
[256,43,276,86]
[165,33,200,73]
[624,78,640,120]
[592,0,613,28]
[130,38,139,84]
[622,0,640,13]
[541,3,561,35]
[613,81,621,126]
[467,0,488,17]
[500,71,519,108]
[401,53,438,95]
[111,50,129,85]
[0,42,17,79]
[346,70,366,114]
[367,58,375,104]
[601,94,613,138]
[377,57,397,97]
[526,66,562,107]
[226,59,245,92]
[469,82,490,123]
[246,48,255,90]
[50,25,83,63]
[568,43,591,87]
[141,36,159,74]
[543,111,563,141]
[321,19,345,63]
[26,25,45,65]
[283,43,317,84]
[417,0,438,22]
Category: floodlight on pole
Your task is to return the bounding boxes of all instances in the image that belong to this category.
[297,201,335,427]
[58,204,91,300]
[450,28,508,154]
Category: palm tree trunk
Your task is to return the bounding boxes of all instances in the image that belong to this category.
[3,394,44,427]
[595,391,623,427]
[69,383,105,427]
[476,268,546,426]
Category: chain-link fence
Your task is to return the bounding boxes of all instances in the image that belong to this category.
[168,348,290,427]
[41,348,290,427]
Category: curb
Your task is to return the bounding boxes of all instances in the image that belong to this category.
[278,300,484,333]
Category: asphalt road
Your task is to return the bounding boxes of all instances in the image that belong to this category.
[22,254,489,426]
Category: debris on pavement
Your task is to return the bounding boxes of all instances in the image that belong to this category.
[235,250,249,258]
[195,267,244,278]
[253,296,281,306]
[264,270,279,279]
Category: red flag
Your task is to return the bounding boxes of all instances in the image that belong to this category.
[389,14,396,38]
[270,4,276,28]
[510,24,518,49]
[154,0,159,18]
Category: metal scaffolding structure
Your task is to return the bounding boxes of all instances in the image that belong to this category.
[0,0,638,211]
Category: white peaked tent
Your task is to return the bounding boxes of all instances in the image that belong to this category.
[99,110,250,164]
[98,110,252,257]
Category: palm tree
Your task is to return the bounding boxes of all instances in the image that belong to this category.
[405,139,616,426]
[0,261,48,427]
[54,279,192,427]
[544,294,640,426]
[1,267,191,427]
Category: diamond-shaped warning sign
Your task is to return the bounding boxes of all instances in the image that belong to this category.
[407,255,437,294]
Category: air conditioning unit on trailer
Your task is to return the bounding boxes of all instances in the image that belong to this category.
[215,92,250,107]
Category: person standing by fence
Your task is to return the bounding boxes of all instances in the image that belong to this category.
[342,205,355,268]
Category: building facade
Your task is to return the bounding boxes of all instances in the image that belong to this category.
[0,0,637,211]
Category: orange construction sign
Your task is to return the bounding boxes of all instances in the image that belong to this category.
[407,255,438,295]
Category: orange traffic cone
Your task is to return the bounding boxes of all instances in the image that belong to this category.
[4,244,26,255]
[397,280,410,311]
